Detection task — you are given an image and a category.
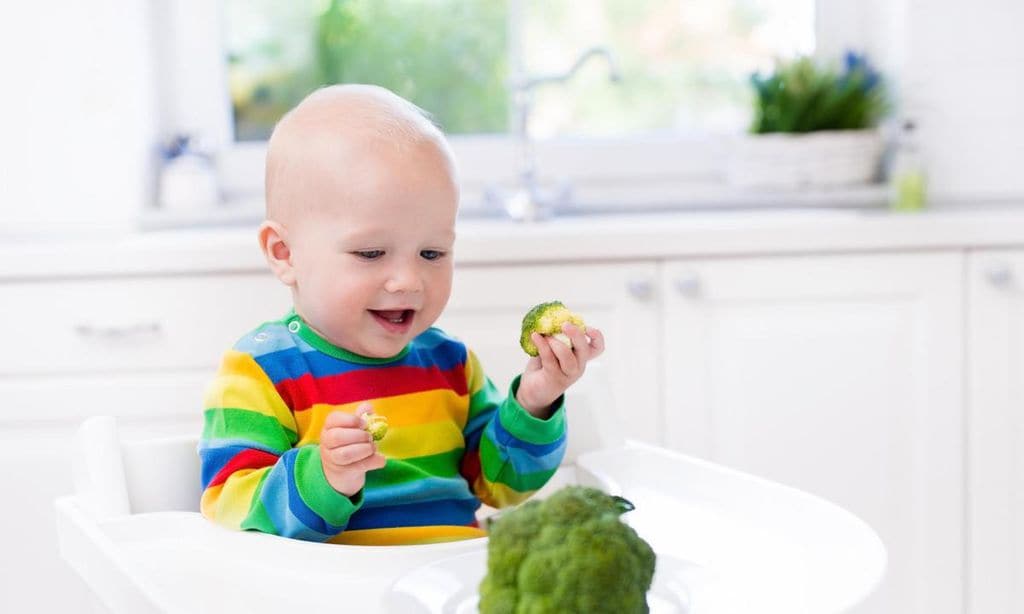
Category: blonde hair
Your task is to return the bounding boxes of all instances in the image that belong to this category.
[264,84,455,222]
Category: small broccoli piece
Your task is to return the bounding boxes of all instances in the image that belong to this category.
[363,414,388,441]
[479,486,656,614]
[519,301,587,357]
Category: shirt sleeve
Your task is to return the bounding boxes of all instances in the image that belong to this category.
[198,349,362,541]
[459,349,567,508]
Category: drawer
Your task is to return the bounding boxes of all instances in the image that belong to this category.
[1,370,210,425]
[4,273,292,375]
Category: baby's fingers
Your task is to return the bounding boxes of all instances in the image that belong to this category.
[322,403,375,435]
[586,326,605,358]
[546,332,579,376]
[532,332,556,366]
[563,324,590,362]
[350,452,387,473]
[532,334,565,372]
[533,332,579,376]
[321,426,371,449]
[323,409,363,430]
[326,442,377,467]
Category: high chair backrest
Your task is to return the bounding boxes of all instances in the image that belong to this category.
[73,416,202,519]
[121,435,203,514]
[73,362,619,519]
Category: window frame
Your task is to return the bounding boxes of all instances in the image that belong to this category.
[154,0,885,218]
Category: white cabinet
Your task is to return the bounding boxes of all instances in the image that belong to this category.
[15,243,1024,614]
[968,250,1024,614]
[0,275,292,375]
[1,272,290,613]
[438,261,662,444]
[662,253,964,614]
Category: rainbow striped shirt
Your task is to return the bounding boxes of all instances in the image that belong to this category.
[199,312,566,545]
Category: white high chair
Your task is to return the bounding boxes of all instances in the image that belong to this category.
[56,365,886,613]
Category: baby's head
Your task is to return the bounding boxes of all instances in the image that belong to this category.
[258,84,459,358]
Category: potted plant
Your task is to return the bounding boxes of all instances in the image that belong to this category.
[727,51,889,189]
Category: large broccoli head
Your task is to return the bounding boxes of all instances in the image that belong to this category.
[479,486,656,614]
[520,301,587,357]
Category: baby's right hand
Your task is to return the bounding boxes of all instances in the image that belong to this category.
[319,403,387,497]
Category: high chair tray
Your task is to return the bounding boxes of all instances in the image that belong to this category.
[56,442,885,614]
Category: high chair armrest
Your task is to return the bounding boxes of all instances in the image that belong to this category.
[576,441,888,613]
[55,496,168,613]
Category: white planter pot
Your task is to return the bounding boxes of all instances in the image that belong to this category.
[727,129,884,189]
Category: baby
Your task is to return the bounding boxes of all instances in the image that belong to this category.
[198,85,604,545]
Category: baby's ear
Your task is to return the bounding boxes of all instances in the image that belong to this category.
[258,221,296,286]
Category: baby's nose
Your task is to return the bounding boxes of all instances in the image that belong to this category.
[384,267,423,294]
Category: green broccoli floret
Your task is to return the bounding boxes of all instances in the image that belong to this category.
[363,414,388,441]
[519,301,587,357]
[479,486,656,614]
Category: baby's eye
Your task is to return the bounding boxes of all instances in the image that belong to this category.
[420,250,446,261]
[354,250,385,260]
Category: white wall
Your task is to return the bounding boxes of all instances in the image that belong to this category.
[822,0,1024,203]
[907,0,1024,202]
[0,1,158,236]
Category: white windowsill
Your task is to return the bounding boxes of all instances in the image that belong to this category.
[138,182,888,231]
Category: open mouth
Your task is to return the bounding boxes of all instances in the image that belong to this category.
[369,308,415,333]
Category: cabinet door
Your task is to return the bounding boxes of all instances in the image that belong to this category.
[437,262,661,444]
[663,253,963,614]
[967,250,1024,614]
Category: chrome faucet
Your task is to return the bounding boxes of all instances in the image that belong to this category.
[485,46,622,222]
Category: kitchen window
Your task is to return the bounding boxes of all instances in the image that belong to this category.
[155,0,878,218]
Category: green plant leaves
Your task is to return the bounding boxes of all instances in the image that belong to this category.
[748,53,888,134]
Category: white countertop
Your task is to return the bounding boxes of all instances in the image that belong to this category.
[6,205,1024,280]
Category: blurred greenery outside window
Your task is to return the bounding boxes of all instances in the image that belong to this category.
[225,0,815,141]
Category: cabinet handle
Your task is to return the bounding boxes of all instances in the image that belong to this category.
[626,279,655,301]
[986,264,1013,288]
[74,321,163,341]
[674,273,702,298]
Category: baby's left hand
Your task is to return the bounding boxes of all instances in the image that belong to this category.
[515,324,605,418]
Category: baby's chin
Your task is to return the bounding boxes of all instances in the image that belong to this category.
[322,315,434,358]
[362,342,411,359]
[363,327,428,358]
[310,326,404,359]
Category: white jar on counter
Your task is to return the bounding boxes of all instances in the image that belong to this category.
[158,136,220,211]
